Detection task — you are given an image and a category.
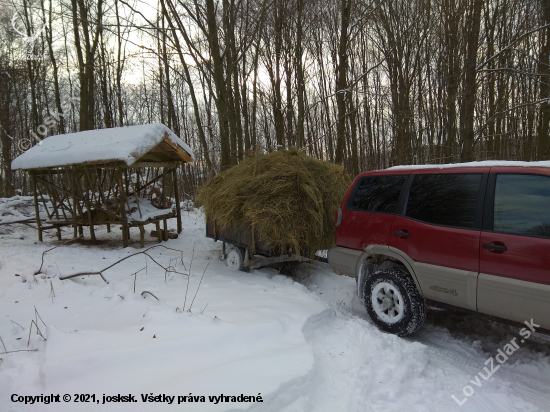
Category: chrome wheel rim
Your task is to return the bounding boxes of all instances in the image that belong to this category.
[371,281,405,324]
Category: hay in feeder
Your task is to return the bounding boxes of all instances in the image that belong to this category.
[198,149,351,257]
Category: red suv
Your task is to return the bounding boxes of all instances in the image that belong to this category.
[328,162,550,336]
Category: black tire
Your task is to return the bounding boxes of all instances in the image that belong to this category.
[225,246,249,272]
[363,267,427,337]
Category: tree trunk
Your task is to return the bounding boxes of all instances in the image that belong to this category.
[460,0,483,162]
[335,0,352,165]
[537,0,550,160]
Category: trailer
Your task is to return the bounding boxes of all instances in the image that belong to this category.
[205,216,313,271]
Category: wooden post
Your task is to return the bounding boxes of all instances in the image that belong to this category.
[118,169,129,248]
[163,218,168,241]
[82,167,96,242]
[31,172,43,242]
[173,168,182,234]
[136,168,141,197]
[71,167,78,239]
[139,225,145,248]
[155,221,162,243]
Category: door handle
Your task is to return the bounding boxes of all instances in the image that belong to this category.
[483,243,507,252]
[394,230,410,239]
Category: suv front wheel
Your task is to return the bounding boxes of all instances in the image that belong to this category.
[363,268,427,336]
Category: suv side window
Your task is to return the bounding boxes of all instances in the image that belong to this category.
[347,175,408,214]
[494,174,550,238]
[405,173,482,229]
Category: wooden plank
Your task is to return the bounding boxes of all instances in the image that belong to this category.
[130,162,180,168]
[151,230,178,239]
[162,134,193,163]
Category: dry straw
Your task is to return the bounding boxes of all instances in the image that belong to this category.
[198,149,351,257]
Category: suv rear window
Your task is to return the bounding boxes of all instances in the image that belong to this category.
[347,175,407,214]
[405,173,482,229]
[494,174,550,238]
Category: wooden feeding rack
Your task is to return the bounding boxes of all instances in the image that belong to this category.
[11,124,194,247]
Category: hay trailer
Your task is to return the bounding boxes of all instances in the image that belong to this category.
[11,124,194,248]
[206,217,314,271]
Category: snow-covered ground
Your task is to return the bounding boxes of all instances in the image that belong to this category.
[0,204,549,412]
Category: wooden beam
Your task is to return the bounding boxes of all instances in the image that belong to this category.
[31,172,42,242]
[129,162,180,168]
[173,168,182,234]
[155,221,162,243]
[162,134,194,163]
[71,167,78,239]
[118,170,129,248]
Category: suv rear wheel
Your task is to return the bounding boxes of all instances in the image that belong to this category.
[364,268,426,336]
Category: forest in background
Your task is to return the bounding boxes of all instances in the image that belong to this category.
[0,0,549,199]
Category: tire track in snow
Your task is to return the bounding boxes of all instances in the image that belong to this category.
[286,265,550,412]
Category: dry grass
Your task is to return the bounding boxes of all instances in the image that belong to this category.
[198,149,351,257]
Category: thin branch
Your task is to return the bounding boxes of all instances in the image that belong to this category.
[183,241,195,311]
[476,23,550,71]
[33,235,84,277]
[27,320,46,348]
[58,245,189,283]
[141,290,159,301]
[10,320,24,331]
[188,255,213,312]
[34,306,47,329]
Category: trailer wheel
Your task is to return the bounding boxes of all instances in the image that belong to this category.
[226,246,248,272]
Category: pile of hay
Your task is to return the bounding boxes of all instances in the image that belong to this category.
[198,149,351,257]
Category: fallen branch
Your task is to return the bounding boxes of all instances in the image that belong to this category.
[33,235,84,278]
[141,291,159,301]
[58,245,188,283]
[0,349,39,354]
[0,218,40,226]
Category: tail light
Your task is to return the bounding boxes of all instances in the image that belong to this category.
[335,207,343,227]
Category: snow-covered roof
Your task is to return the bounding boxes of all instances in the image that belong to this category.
[388,160,550,170]
[12,123,194,170]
